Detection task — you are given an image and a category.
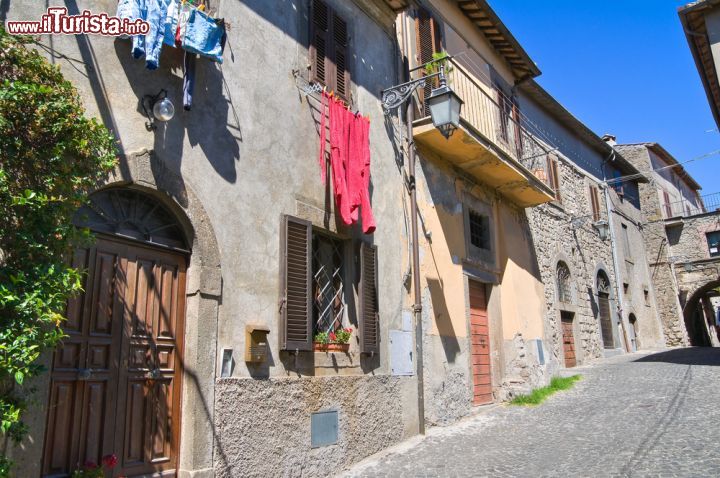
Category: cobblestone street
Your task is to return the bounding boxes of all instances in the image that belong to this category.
[342,348,720,478]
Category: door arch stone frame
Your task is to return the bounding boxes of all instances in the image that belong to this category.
[21,150,222,478]
[102,149,223,476]
[552,252,580,364]
[593,263,619,350]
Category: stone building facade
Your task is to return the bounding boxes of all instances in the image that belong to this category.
[4,0,673,477]
[6,0,421,476]
[617,142,720,347]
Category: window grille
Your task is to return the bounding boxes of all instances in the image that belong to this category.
[312,234,345,335]
[557,262,571,303]
[469,210,490,250]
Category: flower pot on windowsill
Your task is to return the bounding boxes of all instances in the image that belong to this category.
[313,342,350,353]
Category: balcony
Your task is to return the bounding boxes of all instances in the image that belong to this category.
[663,192,720,219]
[411,58,555,208]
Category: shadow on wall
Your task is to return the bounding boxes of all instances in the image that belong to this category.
[241,0,396,100]
[114,40,241,184]
[427,277,460,363]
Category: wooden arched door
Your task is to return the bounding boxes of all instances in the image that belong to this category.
[597,271,614,349]
[42,189,188,477]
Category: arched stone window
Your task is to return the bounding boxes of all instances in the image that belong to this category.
[74,187,188,251]
[556,261,572,303]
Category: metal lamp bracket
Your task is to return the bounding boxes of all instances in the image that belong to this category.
[381,70,443,115]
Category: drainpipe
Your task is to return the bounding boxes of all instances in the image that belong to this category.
[401,11,425,435]
[601,152,631,352]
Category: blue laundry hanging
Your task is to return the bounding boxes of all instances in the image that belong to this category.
[145,0,172,69]
[116,0,147,59]
[181,8,226,64]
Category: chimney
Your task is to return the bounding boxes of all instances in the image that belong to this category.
[601,134,617,147]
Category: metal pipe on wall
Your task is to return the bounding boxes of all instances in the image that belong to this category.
[400,10,425,435]
[601,164,631,352]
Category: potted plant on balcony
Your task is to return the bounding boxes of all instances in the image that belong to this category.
[313,327,353,352]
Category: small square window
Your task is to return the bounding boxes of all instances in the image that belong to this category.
[708,231,720,257]
[469,210,490,250]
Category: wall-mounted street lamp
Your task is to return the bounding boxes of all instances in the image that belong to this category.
[381,64,463,139]
[142,89,175,131]
[593,220,610,241]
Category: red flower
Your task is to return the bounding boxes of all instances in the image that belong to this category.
[329,332,337,342]
[102,454,118,469]
[344,327,352,333]
[83,461,98,470]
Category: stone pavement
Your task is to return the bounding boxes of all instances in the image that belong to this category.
[340,348,720,478]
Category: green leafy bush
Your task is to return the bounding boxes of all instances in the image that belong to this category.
[0,25,116,470]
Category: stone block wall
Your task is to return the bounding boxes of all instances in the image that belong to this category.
[527,156,616,366]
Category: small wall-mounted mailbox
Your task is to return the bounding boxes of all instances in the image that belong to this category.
[245,324,270,363]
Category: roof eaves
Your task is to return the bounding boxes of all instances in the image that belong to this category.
[678,0,720,129]
[455,0,541,81]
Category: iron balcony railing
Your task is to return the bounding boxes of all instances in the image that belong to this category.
[413,57,551,186]
[663,191,720,218]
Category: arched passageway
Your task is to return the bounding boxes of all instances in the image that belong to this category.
[683,280,720,346]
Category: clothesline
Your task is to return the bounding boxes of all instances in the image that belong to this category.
[295,75,367,120]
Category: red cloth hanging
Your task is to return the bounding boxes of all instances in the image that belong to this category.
[329,96,352,225]
[358,115,375,234]
[318,94,376,233]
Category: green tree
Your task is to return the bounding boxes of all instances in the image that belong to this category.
[0,25,116,471]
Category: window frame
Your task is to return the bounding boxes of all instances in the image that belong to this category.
[546,153,561,202]
[279,215,379,354]
[462,196,497,270]
[309,0,351,101]
[707,230,720,257]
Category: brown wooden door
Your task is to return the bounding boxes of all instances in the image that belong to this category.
[598,292,614,349]
[469,280,492,406]
[43,236,186,477]
[561,312,576,368]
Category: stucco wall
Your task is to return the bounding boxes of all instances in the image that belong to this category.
[6,0,420,475]
[413,145,549,420]
[214,375,415,478]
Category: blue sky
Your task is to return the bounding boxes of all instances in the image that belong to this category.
[490,0,720,194]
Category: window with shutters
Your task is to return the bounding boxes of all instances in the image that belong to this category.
[415,8,442,110]
[309,0,350,100]
[661,189,672,218]
[279,215,379,354]
[312,233,346,336]
[589,184,601,222]
[547,154,561,202]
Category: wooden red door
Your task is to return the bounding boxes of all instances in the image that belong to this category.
[469,280,492,405]
[561,312,576,368]
[43,236,186,477]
